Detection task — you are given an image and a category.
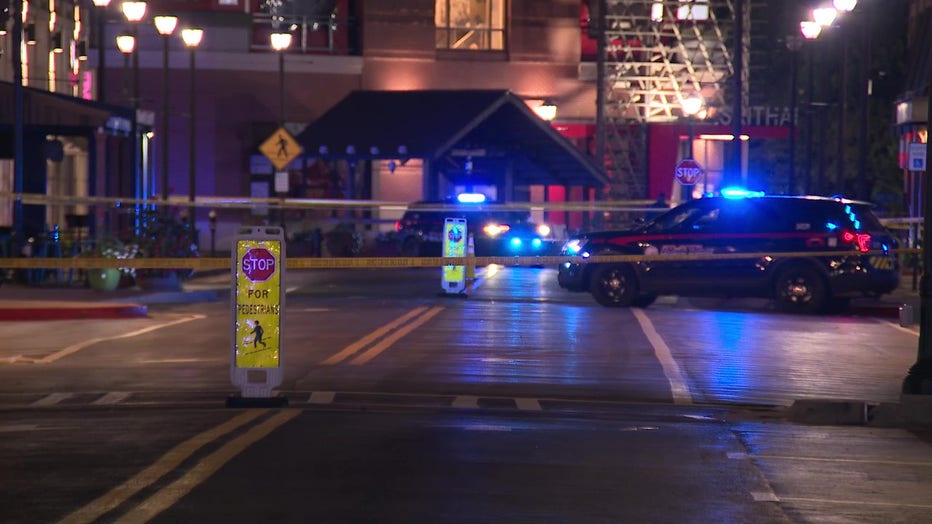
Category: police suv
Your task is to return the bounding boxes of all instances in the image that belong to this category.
[556,191,900,314]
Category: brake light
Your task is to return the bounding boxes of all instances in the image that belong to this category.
[395,221,402,232]
[841,230,871,253]
[482,223,510,237]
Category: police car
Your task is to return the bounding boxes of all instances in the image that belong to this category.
[556,191,900,314]
[396,195,556,258]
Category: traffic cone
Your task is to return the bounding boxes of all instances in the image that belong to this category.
[465,233,476,280]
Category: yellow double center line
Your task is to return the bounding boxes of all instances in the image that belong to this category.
[321,306,445,366]
[61,409,300,524]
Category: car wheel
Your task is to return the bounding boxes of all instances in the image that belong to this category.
[589,264,638,307]
[774,266,828,314]
[632,294,658,308]
[401,237,420,257]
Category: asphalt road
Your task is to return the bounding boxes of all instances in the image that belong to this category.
[1,267,931,523]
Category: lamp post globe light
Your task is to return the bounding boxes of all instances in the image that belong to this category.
[833,0,857,14]
[154,15,178,201]
[182,27,204,210]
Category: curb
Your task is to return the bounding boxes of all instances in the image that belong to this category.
[0,303,149,321]
[788,396,932,429]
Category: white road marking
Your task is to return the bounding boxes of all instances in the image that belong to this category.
[138,358,222,364]
[92,392,131,405]
[31,393,74,406]
[308,391,336,404]
[453,395,479,408]
[751,491,780,502]
[515,398,542,411]
[631,309,694,404]
[32,314,205,364]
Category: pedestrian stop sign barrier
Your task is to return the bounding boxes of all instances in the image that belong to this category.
[231,226,285,400]
[442,217,467,295]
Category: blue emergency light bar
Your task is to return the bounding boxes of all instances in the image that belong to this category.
[457,193,487,204]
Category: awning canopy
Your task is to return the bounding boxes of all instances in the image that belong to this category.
[0,81,132,130]
[295,89,609,188]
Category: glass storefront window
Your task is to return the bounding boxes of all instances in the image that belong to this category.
[435,0,505,50]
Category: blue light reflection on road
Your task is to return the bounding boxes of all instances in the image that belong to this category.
[454,304,585,386]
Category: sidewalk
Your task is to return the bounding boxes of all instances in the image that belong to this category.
[0,271,228,321]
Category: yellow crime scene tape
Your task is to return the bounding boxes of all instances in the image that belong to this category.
[0,249,921,270]
[0,192,660,213]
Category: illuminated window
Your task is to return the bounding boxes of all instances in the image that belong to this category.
[651,0,710,21]
[435,0,505,50]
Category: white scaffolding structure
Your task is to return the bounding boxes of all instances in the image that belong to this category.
[593,0,743,200]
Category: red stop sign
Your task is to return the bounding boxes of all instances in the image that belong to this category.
[674,158,704,186]
[242,248,276,282]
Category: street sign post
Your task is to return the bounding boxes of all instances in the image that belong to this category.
[674,158,704,186]
[229,226,287,406]
[441,218,467,295]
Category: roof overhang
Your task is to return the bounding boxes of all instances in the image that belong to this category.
[0,81,133,131]
[296,89,609,188]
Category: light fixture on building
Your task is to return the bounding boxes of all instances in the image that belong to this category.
[535,99,557,121]
[25,23,37,45]
[51,32,64,53]
[76,41,88,61]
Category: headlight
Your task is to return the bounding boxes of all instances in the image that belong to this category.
[563,239,584,254]
[537,224,552,237]
[482,223,510,237]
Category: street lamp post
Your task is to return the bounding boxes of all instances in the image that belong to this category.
[270,30,292,229]
[800,21,822,194]
[826,1,858,196]
[121,1,147,205]
[91,0,112,103]
[681,96,702,201]
[902,14,932,396]
[154,15,178,202]
[270,30,292,127]
[786,35,802,195]
[181,27,203,212]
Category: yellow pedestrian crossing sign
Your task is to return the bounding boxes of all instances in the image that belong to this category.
[260,127,303,170]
